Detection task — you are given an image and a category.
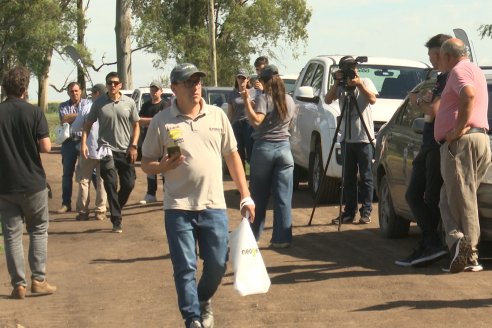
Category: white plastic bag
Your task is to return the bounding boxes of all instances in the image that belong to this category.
[54,122,70,144]
[229,217,271,296]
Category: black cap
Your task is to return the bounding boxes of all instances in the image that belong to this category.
[170,63,206,84]
[259,64,279,81]
[339,56,356,67]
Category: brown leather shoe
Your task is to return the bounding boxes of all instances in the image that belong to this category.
[31,279,57,294]
[10,285,26,299]
[95,211,106,221]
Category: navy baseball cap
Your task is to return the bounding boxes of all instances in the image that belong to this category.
[170,63,206,84]
[259,64,279,80]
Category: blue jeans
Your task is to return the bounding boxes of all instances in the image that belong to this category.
[61,138,80,206]
[0,188,49,288]
[232,119,254,164]
[164,209,228,326]
[341,142,373,217]
[249,140,293,243]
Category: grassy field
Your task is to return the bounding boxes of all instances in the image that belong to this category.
[45,103,61,142]
[46,111,59,142]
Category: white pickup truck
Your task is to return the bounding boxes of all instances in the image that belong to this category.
[289,55,430,202]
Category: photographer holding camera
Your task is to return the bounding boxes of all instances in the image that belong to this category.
[325,56,378,224]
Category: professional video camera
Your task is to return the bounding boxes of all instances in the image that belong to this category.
[333,56,368,88]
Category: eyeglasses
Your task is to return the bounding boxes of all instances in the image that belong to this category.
[237,76,247,80]
[180,78,202,88]
[106,80,121,86]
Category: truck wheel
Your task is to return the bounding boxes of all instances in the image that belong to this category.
[378,175,410,238]
[308,141,339,203]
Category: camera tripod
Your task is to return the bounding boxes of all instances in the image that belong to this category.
[308,86,375,231]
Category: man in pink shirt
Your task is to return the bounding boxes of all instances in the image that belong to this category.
[435,38,491,273]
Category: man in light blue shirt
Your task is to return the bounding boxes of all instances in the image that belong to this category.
[57,82,92,214]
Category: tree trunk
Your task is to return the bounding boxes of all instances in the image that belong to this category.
[37,48,53,112]
[115,0,133,90]
[77,0,87,95]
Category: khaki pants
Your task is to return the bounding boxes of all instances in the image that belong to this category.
[439,133,491,260]
[76,156,107,214]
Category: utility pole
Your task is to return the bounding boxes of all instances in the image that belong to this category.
[208,0,218,86]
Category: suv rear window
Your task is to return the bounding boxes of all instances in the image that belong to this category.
[330,65,428,100]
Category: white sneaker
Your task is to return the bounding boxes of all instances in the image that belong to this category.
[464,259,484,272]
[189,320,203,328]
[200,300,214,328]
[139,194,157,205]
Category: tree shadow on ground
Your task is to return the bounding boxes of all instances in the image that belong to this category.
[90,254,170,264]
[251,228,445,286]
[355,297,492,311]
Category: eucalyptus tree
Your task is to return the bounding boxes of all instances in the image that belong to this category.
[132,0,311,85]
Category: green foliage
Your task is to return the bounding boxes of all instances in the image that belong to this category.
[132,0,311,86]
[0,0,78,87]
[47,102,61,114]
[478,24,492,39]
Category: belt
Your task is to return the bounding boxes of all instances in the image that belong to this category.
[466,127,487,135]
[438,127,487,145]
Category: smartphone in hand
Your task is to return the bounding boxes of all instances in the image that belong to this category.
[167,146,181,157]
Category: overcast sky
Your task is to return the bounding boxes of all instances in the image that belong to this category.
[32,0,492,102]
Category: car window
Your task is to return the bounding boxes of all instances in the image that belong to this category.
[328,65,339,90]
[142,93,151,105]
[395,100,423,128]
[311,65,324,97]
[283,79,297,94]
[162,93,173,103]
[355,66,427,100]
[131,90,139,103]
[300,63,318,87]
[208,92,227,107]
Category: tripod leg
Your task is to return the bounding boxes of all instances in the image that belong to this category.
[308,99,347,226]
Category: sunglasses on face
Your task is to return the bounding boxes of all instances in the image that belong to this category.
[106,80,121,86]
[237,76,247,80]
[180,78,202,88]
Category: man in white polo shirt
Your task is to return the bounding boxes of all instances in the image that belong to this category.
[141,63,255,328]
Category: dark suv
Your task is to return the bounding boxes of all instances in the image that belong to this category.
[373,73,492,239]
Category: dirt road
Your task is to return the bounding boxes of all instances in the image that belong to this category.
[1,149,492,327]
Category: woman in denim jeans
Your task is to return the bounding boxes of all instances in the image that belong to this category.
[242,64,296,248]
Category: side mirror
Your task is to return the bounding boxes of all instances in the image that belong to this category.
[412,117,425,134]
[295,86,319,103]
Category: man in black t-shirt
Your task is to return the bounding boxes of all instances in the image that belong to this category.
[0,66,56,299]
[138,81,170,204]
[395,34,452,268]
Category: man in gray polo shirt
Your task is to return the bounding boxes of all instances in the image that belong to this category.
[81,72,140,233]
[141,63,255,328]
